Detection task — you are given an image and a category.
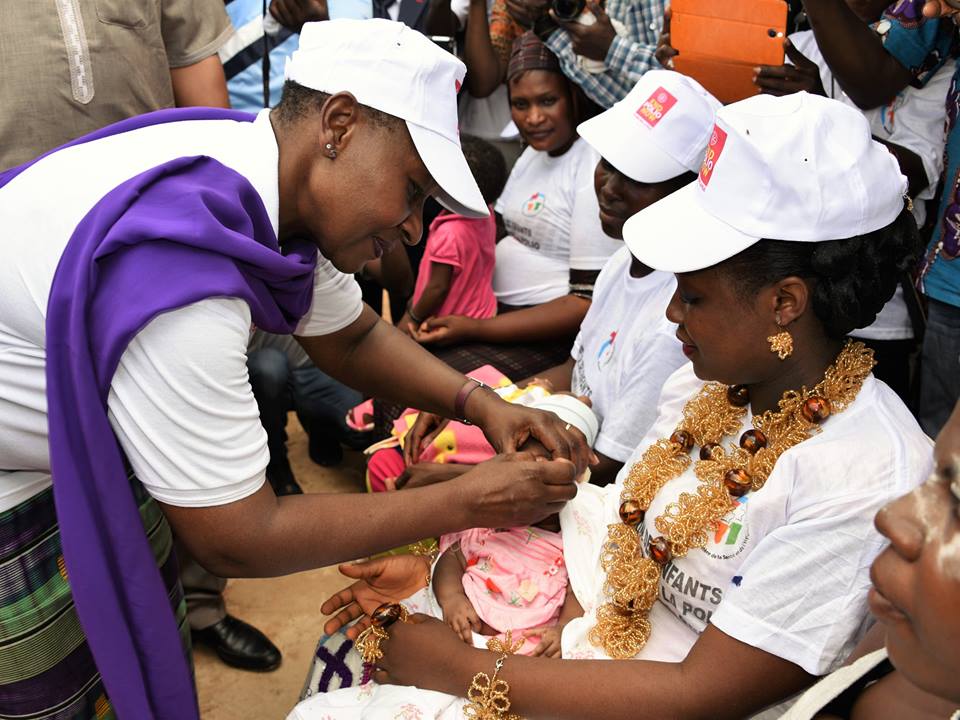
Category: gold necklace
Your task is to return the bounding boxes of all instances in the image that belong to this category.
[590,342,875,659]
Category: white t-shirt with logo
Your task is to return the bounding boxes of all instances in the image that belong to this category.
[569,246,685,461]
[789,30,951,341]
[560,363,932,674]
[493,138,621,306]
[0,110,363,512]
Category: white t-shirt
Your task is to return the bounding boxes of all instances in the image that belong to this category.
[569,246,685,461]
[493,139,621,306]
[789,30,951,341]
[560,363,932,674]
[0,110,363,512]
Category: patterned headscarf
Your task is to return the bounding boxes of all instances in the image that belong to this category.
[506,31,562,82]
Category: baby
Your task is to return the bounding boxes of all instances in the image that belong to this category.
[433,516,583,657]
[432,394,595,658]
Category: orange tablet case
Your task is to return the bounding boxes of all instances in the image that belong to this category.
[671,0,788,104]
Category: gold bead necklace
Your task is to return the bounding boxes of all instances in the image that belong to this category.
[590,342,875,659]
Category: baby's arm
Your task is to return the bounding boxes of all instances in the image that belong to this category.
[525,585,584,658]
[433,544,482,644]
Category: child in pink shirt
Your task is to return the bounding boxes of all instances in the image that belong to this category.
[398,136,506,334]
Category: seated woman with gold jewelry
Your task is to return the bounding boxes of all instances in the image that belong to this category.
[290,92,933,720]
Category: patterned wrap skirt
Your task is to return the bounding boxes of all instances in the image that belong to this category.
[0,476,189,720]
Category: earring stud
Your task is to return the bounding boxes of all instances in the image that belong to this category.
[324,142,337,159]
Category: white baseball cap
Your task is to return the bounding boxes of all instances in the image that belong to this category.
[285,19,487,218]
[622,92,909,273]
[577,70,721,183]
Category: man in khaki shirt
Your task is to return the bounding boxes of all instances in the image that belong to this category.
[0,0,284,676]
[0,0,232,168]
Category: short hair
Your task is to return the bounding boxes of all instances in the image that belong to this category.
[459,135,507,206]
[273,80,403,131]
[716,207,922,339]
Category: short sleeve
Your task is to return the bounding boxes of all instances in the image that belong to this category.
[594,327,686,462]
[710,465,899,675]
[161,0,234,67]
[108,297,268,507]
[568,146,622,270]
[881,6,958,84]
[425,223,464,269]
[294,253,364,336]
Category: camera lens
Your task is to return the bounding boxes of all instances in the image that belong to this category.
[551,0,585,22]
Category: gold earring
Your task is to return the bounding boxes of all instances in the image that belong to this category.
[767,315,793,360]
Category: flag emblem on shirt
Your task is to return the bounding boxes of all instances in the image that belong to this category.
[698,125,727,189]
[596,330,617,369]
[635,87,678,128]
[523,192,545,216]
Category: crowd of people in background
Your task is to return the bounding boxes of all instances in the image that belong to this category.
[1,0,960,718]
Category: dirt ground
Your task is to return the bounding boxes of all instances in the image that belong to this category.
[195,416,366,720]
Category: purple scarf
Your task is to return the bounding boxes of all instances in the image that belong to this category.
[2,109,317,718]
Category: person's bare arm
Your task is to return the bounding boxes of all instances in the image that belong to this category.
[875,138,929,197]
[464,0,506,97]
[434,545,483,642]
[589,451,623,487]
[161,452,578,577]
[520,356,575,392]
[170,54,230,108]
[801,0,913,108]
[418,294,590,346]
[377,620,815,719]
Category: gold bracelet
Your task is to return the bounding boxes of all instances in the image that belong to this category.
[409,540,439,587]
[463,634,524,720]
[354,602,409,664]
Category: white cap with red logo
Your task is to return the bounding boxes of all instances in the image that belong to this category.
[622,92,908,273]
[285,19,487,218]
[576,70,721,183]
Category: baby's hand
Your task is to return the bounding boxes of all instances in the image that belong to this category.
[441,595,481,644]
[524,625,563,658]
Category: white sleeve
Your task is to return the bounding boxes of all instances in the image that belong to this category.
[710,455,900,675]
[594,327,686,462]
[294,252,364,336]
[568,145,622,271]
[107,297,268,507]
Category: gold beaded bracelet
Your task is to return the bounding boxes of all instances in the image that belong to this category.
[408,539,439,587]
[463,634,525,720]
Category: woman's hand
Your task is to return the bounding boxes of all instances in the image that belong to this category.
[468,391,597,475]
[320,555,431,638]
[655,8,677,68]
[414,315,479,346]
[403,412,451,465]
[373,614,477,689]
[754,40,825,96]
[451,452,578,528]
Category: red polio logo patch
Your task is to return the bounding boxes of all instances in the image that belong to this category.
[699,125,727,188]
[634,87,678,128]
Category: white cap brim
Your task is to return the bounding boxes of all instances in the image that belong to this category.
[623,182,760,273]
[578,113,690,184]
[406,122,488,218]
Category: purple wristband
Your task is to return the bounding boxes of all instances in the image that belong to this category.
[454,378,486,423]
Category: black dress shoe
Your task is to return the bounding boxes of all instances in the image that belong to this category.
[193,615,282,672]
[308,428,343,467]
[266,461,303,496]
